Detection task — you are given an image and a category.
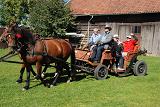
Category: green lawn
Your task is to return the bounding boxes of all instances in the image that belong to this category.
[0,49,160,107]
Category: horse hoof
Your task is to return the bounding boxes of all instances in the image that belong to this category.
[67,77,72,83]
[50,83,57,87]
[41,73,45,78]
[34,75,40,80]
[22,88,27,91]
[67,80,71,83]
[50,85,54,88]
[43,83,47,87]
[16,79,22,83]
[46,83,51,88]
[22,86,29,91]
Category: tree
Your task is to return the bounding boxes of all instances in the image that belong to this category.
[0,0,74,37]
[0,0,29,26]
[29,0,74,37]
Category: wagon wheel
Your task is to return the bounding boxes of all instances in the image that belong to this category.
[133,60,147,76]
[94,64,108,80]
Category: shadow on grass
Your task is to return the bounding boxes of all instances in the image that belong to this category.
[43,72,87,84]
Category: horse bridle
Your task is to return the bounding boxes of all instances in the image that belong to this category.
[1,33,12,43]
[1,33,19,50]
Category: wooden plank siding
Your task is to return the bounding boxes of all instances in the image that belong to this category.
[76,22,160,56]
[141,25,154,54]
[152,24,160,55]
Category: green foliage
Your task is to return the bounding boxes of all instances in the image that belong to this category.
[0,0,74,37]
[0,0,29,25]
[29,0,74,37]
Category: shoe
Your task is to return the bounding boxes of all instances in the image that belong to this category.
[117,67,125,70]
[88,58,93,62]
[93,60,100,64]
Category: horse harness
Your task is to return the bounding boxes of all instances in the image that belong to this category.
[24,39,70,65]
[25,39,48,57]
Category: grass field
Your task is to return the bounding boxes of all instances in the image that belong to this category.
[0,49,160,107]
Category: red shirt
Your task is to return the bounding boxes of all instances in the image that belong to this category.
[122,39,137,52]
[15,33,22,38]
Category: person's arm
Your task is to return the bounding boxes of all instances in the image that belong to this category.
[88,35,93,44]
[132,35,138,41]
[131,35,138,45]
[94,34,102,45]
[102,34,113,44]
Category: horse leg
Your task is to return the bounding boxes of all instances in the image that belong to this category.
[34,65,48,79]
[41,65,49,78]
[50,63,61,87]
[36,62,45,86]
[64,63,72,83]
[70,48,76,81]
[23,65,31,90]
[16,64,25,83]
[30,66,37,77]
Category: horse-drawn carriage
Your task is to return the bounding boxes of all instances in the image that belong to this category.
[74,43,147,80]
[0,23,148,90]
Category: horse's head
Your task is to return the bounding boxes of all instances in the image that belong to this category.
[0,25,16,48]
[138,48,147,56]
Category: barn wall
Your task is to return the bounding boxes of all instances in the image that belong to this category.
[151,24,160,55]
[76,22,160,56]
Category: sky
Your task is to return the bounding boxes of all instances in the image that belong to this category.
[63,0,70,3]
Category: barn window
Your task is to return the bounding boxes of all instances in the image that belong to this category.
[131,26,141,34]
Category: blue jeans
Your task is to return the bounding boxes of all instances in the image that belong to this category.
[90,46,98,60]
[90,45,104,61]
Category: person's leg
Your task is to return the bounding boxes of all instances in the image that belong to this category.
[94,45,104,62]
[115,57,119,68]
[89,46,98,61]
[118,56,124,68]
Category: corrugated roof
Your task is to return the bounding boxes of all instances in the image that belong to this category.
[69,0,160,15]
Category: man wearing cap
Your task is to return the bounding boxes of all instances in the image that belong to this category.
[111,34,123,69]
[122,33,138,56]
[89,24,113,63]
[117,33,138,70]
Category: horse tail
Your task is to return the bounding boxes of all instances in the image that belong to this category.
[70,45,76,77]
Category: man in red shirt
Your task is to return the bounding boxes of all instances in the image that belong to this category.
[117,33,138,70]
[122,33,138,56]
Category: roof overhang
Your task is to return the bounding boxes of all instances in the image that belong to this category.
[72,12,160,17]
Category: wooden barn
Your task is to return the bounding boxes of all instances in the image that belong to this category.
[68,0,160,56]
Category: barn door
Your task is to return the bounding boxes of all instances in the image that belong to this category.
[152,24,160,55]
[141,25,154,54]
[118,25,131,41]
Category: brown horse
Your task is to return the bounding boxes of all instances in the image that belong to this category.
[0,24,76,90]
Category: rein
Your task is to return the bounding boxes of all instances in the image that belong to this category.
[0,51,24,64]
[0,51,16,61]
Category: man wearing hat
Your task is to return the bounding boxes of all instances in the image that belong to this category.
[89,24,113,63]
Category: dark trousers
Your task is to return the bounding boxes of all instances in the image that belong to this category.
[116,55,124,68]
